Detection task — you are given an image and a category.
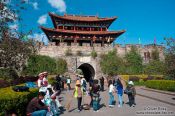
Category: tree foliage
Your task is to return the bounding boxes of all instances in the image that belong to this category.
[55,58,67,74]
[22,55,67,76]
[164,38,175,80]
[124,46,143,74]
[151,47,160,60]
[0,1,35,74]
[22,55,56,75]
[100,49,124,76]
[0,37,34,71]
[143,60,165,75]
[91,49,97,59]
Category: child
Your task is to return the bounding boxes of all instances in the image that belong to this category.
[108,80,115,107]
[125,81,136,107]
[73,80,83,112]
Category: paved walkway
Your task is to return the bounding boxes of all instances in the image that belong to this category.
[58,85,175,116]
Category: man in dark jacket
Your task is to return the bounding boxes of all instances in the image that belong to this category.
[26,92,50,116]
[100,77,104,91]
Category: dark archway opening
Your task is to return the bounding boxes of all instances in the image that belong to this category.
[78,63,95,82]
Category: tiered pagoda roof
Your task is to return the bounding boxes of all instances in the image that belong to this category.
[40,13,125,44]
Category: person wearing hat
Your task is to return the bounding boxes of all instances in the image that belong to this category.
[42,71,49,87]
[37,73,44,88]
[125,81,136,107]
[73,80,84,112]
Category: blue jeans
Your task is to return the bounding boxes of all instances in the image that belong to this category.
[118,94,123,106]
[109,92,114,105]
[32,110,47,116]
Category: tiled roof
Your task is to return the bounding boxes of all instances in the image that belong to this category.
[49,12,117,22]
[40,26,125,35]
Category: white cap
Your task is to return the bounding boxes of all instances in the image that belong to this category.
[128,81,134,85]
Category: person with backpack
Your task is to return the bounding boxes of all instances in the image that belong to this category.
[114,76,123,107]
[91,79,100,112]
[125,81,136,107]
[108,80,115,107]
[81,77,87,92]
[73,80,84,112]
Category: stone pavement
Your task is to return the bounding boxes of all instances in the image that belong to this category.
[58,85,175,116]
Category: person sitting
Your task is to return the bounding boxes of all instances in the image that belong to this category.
[37,73,44,88]
[42,72,49,87]
[26,92,50,116]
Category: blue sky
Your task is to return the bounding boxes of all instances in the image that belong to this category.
[11,0,175,45]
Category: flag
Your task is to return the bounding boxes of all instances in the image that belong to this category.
[139,38,141,44]
[154,37,156,45]
[22,35,28,41]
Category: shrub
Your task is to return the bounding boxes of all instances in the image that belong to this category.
[91,50,97,59]
[145,80,175,92]
[0,87,38,115]
[129,76,140,82]
[22,55,56,75]
[0,79,10,88]
[65,48,72,56]
[55,58,67,74]
[0,68,19,81]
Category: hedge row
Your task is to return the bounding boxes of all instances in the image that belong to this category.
[145,80,175,92]
[0,86,38,116]
[120,75,164,82]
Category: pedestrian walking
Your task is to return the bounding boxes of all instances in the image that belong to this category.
[73,80,84,112]
[108,80,115,107]
[125,81,136,107]
[114,77,123,107]
[66,75,71,91]
[100,76,104,91]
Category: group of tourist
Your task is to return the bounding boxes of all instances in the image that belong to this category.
[26,71,136,116]
[108,76,136,108]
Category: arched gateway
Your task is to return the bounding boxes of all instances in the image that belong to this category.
[78,63,95,82]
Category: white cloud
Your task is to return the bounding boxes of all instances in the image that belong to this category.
[28,33,48,45]
[9,24,18,30]
[32,2,38,10]
[48,0,66,13]
[37,14,47,25]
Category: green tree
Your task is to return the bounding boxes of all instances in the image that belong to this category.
[124,46,143,74]
[0,1,35,74]
[22,55,56,75]
[143,60,165,75]
[100,49,124,76]
[91,49,97,59]
[164,38,175,80]
[151,47,160,60]
[55,58,67,74]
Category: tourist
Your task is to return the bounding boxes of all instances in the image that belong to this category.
[81,76,87,92]
[114,77,123,107]
[125,81,136,107]
[42,71,49,87]
[108,80,115,107]
[100,76,104,91]
[66,75,71,90]
[73,80,83,112]
[91,79,100,112]
[26,92,50,116]
[37,72,44,88]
